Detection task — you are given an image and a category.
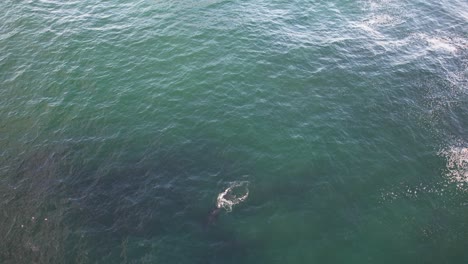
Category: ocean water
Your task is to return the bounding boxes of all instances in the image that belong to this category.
[1,0,467,263]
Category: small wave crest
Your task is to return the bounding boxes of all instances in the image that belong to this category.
[216,181,249,212]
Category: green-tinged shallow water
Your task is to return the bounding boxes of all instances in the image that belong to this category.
[1,0,467,263]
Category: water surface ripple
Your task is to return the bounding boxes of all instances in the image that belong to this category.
[1,0,467,263]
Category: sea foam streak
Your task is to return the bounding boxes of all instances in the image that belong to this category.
[216,181,249,212]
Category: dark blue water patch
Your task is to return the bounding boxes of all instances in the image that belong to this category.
[50,138,256,263]
[0,136,259,263]
[0,146,70,264]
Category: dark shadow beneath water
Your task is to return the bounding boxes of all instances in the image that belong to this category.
[0,136,260,264]
[54,138,257,263]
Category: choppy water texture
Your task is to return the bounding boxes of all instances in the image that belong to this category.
[1,0,467,263]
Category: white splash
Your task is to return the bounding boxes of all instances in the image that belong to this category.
[216,181,249,212]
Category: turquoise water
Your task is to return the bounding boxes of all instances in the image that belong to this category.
[1,0,467,263]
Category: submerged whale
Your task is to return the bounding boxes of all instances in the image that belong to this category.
[206,207,222,226]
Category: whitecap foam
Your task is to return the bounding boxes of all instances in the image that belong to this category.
[416,33,468,54]
[364,14,401,27]
[352,21,384,38]
[216,181,249,212]
[351,16,403,42]
[422,36,458,53]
